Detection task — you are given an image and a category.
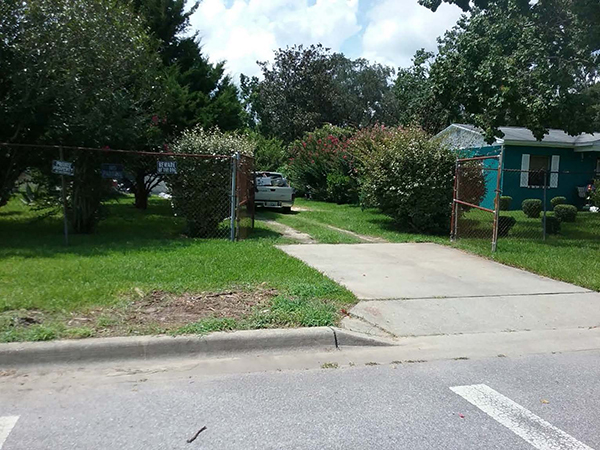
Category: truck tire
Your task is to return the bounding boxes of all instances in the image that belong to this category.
[282,206,292,214]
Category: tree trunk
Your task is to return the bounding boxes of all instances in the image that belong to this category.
[134,170,148,210]
[71,157,102,234]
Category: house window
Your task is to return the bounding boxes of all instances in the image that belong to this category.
[528,155,550,187]
[520,153,560,188]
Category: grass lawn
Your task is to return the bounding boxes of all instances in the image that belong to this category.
[459,209,600,292]
[262,199,600,292]
[259,198,447,244]
[3,194,598,342]
[0,197,355,342]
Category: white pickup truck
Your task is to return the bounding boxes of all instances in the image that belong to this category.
[255,172,295,213]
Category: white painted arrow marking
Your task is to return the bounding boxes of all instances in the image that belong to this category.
[0,417,19,449]
[451,384,593,450]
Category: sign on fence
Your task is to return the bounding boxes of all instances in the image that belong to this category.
[101,163,124,179]
[157,161,177,174]
[52,160,74,176]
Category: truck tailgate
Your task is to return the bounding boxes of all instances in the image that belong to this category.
[256,186,293,202]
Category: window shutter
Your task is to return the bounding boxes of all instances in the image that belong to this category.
[550,155,560,188]
[520,154,530,187]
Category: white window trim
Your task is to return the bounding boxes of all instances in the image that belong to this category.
[549,155,560,188]
[520,153,560,189]
[520,154,530,187]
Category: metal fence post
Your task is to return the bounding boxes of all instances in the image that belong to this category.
[229,152,238,242]
[235,152,241,240]
[59,147,69,246]
[491,151,503,252]
[542,169,548,241]
[450,159,459,241]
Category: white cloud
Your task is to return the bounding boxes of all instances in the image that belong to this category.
[190,0,362,80]
[361,0,463,68]
[189,0,464,82]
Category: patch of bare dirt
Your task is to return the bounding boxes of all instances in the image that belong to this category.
[3,288,278,338]
[324,224,388,243]
[258,219,316,244]
[292,205,314,212]
[123,289,277,326]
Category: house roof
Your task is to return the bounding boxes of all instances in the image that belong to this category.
[446,124,600,150]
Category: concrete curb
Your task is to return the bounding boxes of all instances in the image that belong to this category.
[0,327,395,367]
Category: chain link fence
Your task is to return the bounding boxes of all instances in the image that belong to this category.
[1,143,254,242]
[453,158,599,250]
[498,168,599,241]
[451,156,501,250]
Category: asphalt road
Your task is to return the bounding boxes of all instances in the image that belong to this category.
[2,350,600,449]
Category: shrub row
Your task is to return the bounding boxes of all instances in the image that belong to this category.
[285,124,488,234]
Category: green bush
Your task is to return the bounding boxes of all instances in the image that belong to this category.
[554,204,577,222]
[551,196,567,209]
[326,173,358,205]
[544,216,561,234]
[169,127,255,237]
[287,124,355,202]
[522,199,542,218]
[590,180,600,207]
[499,196,512,211]
[249,131,287,172]
[358,127,456,234]
[498,216,517,237]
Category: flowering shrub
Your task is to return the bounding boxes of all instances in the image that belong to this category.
[287,125,356,203]
[169,127,254,237]
[346,125,403,205]
[358,127,456,234]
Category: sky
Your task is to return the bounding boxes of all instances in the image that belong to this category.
[189,0,464,81]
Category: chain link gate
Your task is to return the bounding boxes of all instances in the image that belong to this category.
[451,155,503,251]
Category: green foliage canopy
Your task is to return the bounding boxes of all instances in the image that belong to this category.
[241,44,398,143]
[424,0,600,141]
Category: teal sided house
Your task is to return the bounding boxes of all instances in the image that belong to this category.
[437,124,600,210]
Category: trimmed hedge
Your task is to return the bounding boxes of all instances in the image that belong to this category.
[551,196,567,209]
[498,216,517,237]
[499,196,512,211]
[544,216,561,234]
[554,204,577,222]
[522,199,542,218]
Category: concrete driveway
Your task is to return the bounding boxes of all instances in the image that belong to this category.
[279,243,600,337]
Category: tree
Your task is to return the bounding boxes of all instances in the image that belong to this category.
[241,44,397,143]
[243,45,338,143]
[131,0,243,134]
[393,49,456,134]
[423,0,600,141]
[330,55,399,128]
[248,131,287,172]
[588,83,600,131]
[0,0,165,230]
[127,0,244,208]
